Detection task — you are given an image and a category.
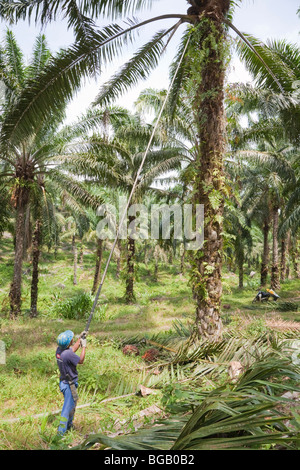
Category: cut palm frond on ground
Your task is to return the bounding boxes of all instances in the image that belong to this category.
[75,356,300,450]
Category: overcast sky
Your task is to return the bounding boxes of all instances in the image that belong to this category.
[2,0,299,123]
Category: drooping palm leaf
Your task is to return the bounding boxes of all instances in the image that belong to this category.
[47,170,104,210]
[236,34,300,92]
[74,355,300,450]
[168,28,194,120]
[0,21,139,146]
[93,26,183,107]
[0,0,161,24]
[279,205,300,236]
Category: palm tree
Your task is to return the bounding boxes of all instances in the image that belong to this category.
[235,35,300,145]
[226,36,300,289]
[0,0,286,338]
[0,31,55,317]
[223,200,252,289]
[236,169,272,288]
[0,32,105,317]
[59,211,91,286]
[135,82,227,335]
[88,187,127,293]
[78,111,185,302]
[29,177,46,317]
[231,142,297,291]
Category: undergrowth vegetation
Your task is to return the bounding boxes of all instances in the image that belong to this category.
[0,239,299,450]
[1,321,300,450]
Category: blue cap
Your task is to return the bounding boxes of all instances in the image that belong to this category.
[57,330,74,350]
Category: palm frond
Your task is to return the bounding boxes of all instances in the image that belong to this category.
[237,150,296,183]
[26,33,51,79]
[0,21,139,146]
[48,170,104,210]
[63,0,99,42]
[279,205,300,236]
[168,28,192,120]
[52,107,131,146]
[93,26,180,107]
[137,154,184,193]
[3,29,25,91]
[235,33,299,92]
[0,0,160,24]
[75,354,300,450]
[226,83,298,117]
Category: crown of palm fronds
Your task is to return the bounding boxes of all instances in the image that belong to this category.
[236,35,300,93]
[0,1,159,26]
[0,21,141,146]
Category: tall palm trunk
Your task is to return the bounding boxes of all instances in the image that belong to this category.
[238,250,244,289]
[125,215,136,303]
[23,204,32,260]
[9,201,27,317]
[191,3,229,341]
[9,169,32,317]
[280,239,287,283]
[260,220,270,287]
[79,244,84,267]
[291,238,300,279]
[280,231,290,282]
[271,206,280,290]
[30,219,42,317]
[92,238,103,294]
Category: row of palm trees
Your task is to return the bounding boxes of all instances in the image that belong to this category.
[0,30,187,315]
[225,33,300,291]
[0,1,299,342]
[0,0,239,342]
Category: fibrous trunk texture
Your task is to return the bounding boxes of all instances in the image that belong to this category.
[125,216,136,303]
[190,2,229,342]
[260,220,270,287]
[292,238,300,279]
[271,207,280,290]
[30,219,42,317]
[280,231,290,282]
[238,249,244,289]
[9,202,27,318]
[9,165,33,318]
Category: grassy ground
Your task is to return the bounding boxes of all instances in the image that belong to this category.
[0,237,299,449]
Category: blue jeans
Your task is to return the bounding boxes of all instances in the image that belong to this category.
[58,381,78,435]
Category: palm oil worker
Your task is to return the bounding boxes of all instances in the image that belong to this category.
[56,330,87,435]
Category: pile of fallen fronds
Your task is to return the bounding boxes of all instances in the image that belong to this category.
[74,323,300,450]
[74,355,300,450]
[266,318,300,332]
